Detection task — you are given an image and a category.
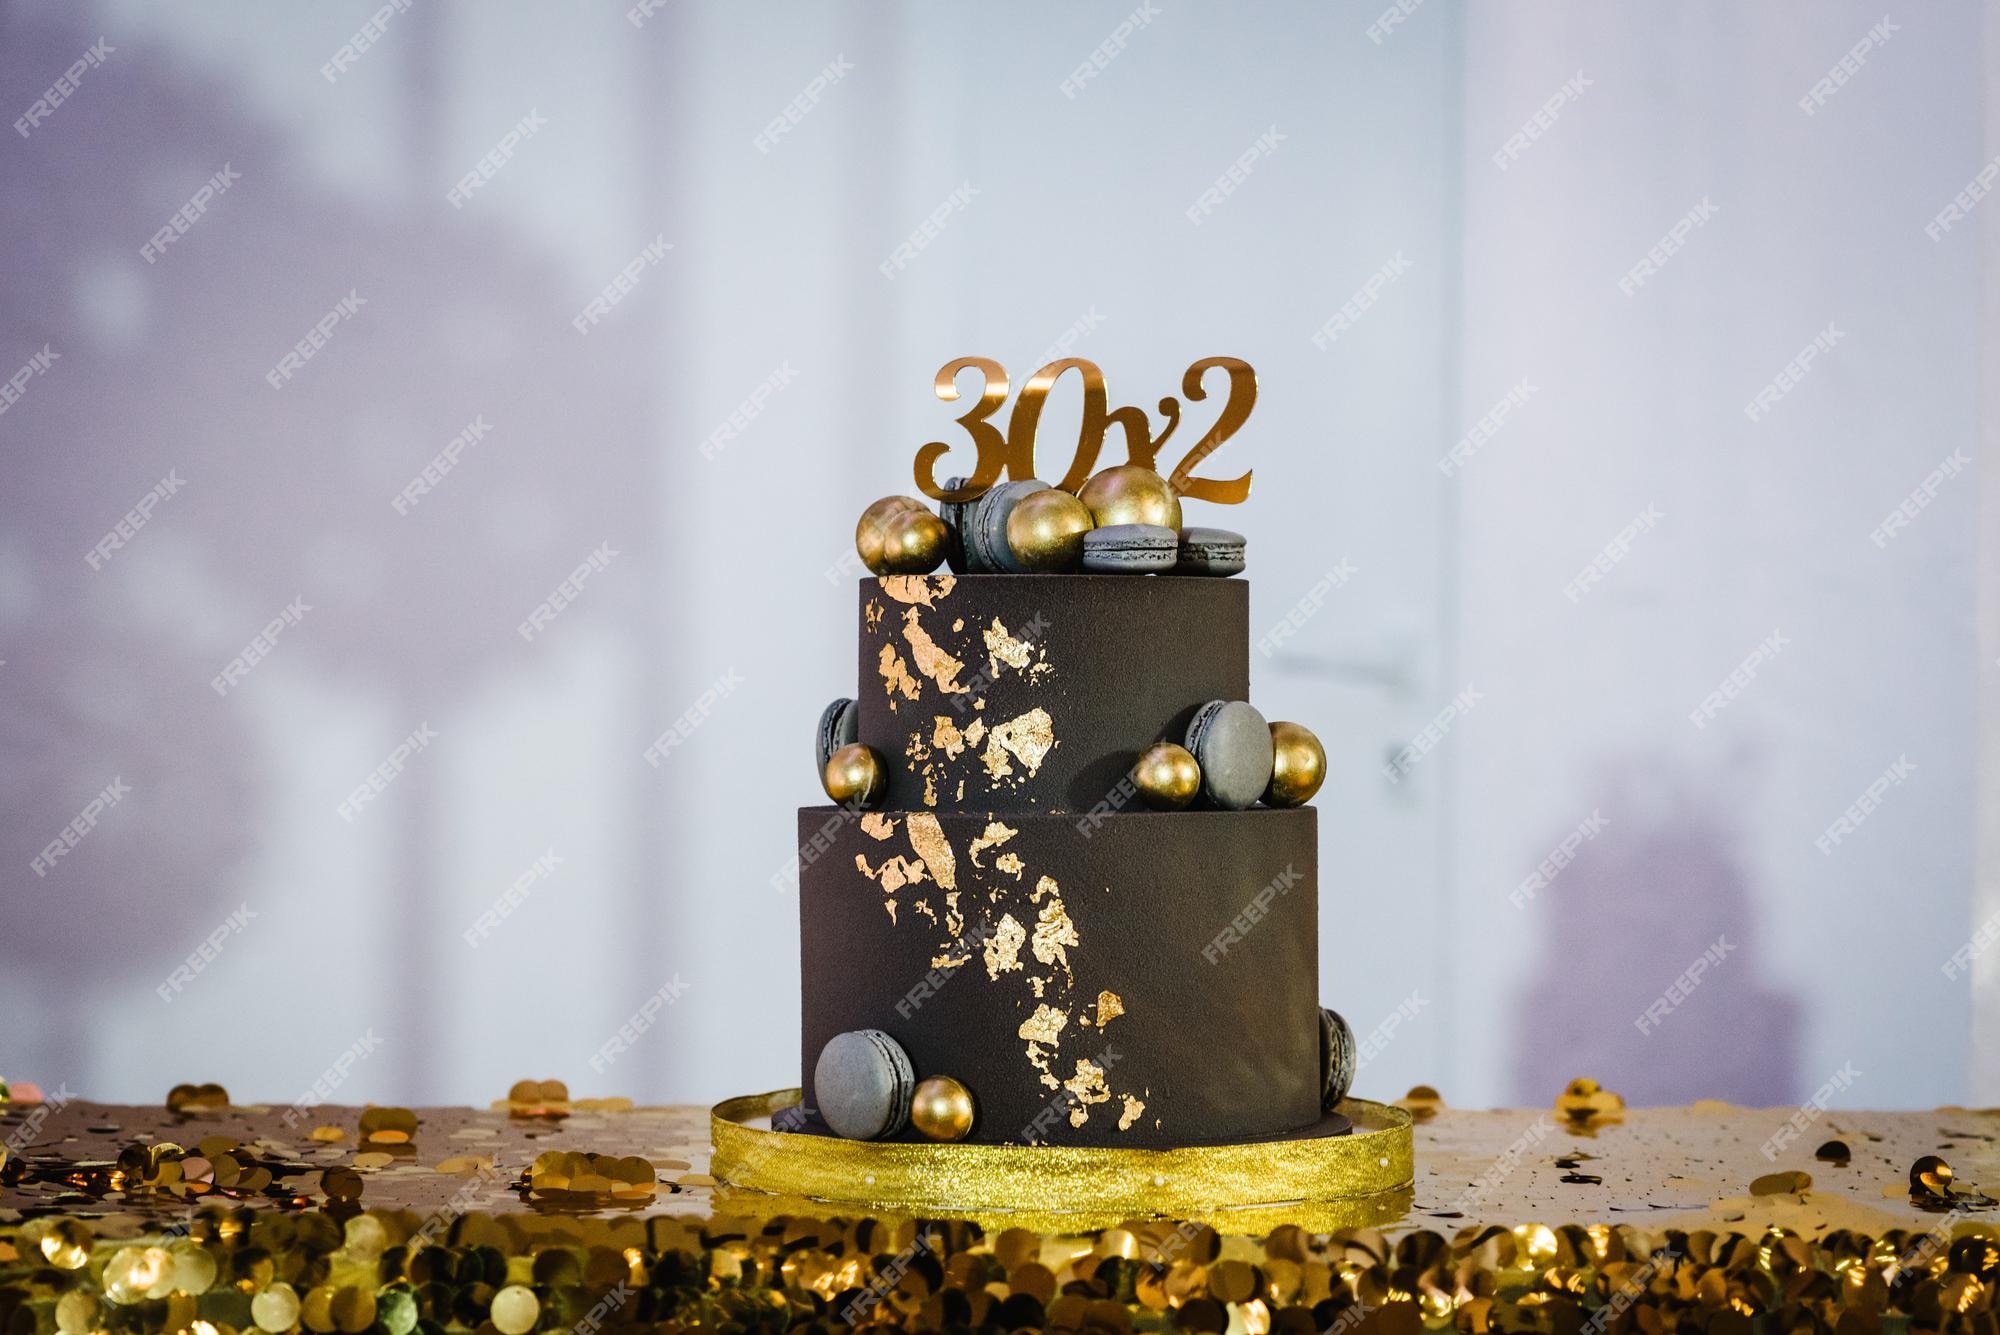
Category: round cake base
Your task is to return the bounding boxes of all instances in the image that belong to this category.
[710,1089,1414,1232]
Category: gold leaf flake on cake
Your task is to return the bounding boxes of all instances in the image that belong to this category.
[1079,990,1123,1029]
[944,891,963,939]
[930,948,970,970]
[1032,899,1078,978]
[878,644,920,708]
[910,899,937,924]
[1117,1094,1145,1132]
[932,715,967,758]
[880,574,955,607]
[967,821,1019,866]
[1018,1003,1069,1089]
[984,616,1054,683]
[994,851,1025,878]
[906,813,957,891]
[865,600,884,633]
[984,914,1026,979]
[984,617,1034,673]
[952,617,964,632]
[964,718,987,747]
[901,609,969,694]
[1030,976,1046,998]
[981,707,1056,781]
[855,853,926,895]
[1063,1059,1112,1127]
[859,813,897,841]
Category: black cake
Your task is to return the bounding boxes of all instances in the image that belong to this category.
[798,572,1320,1148]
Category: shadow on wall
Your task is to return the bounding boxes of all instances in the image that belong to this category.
[0,11,665,1097]
[1509,758,1801,1107]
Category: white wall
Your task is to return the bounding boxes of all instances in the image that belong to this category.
[1,0,1984,1112]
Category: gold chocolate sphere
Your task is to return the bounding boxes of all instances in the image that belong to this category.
[822,743,888,807]
[1077,464,1183,531]
[1264,722,1326,807]
[909,1074,975,1142]
[874,508,949,575]
[1134,742,1201,811]
[1005,488,1094,572]
[855,496,929,572]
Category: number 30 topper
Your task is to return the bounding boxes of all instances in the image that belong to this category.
[913,356,1256,506]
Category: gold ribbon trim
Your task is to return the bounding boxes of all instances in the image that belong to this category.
[710,1089,1413,1231]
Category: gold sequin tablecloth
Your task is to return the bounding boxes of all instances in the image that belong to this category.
[2,1096,1997,1331]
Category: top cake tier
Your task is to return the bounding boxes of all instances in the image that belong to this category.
[855,573,1248,813]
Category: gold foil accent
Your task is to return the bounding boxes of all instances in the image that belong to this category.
[854,853,926,895]
[929,950,968,970]
[865,599,884,632]
[932,716,967,758]
[1118,1095,1145,1131]
[964,718,987,746]
[995,852,1025,878]
[952,617,964,631]
[859,813,897,841]
[901,609,969,694]
[906,814,957,890]
[880,574,956,607]
[1019,1004,1070,1089]
[878,644,920,707]
[967,820,1019,866]
[1062,1060,1112,1128]
[984,914,1026,979]
[981,708,1055,781]
[984,618,1033,672]
[1083,991,1124,1029]
[1028,876,1077,982]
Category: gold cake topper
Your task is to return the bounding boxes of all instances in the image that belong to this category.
[914,356,1257,505]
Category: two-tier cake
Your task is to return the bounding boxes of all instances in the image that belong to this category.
[712,361,1410,1217]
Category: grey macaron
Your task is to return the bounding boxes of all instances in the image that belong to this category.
[1175,527,1247,577]
[1320,1006,1357,1109]
[965,479,1051,573]
[816,698,858,776]
[1183,699,1275,809]
[814,1029,916,1140]
[1081,523,1178,574]
[939,476,973,574]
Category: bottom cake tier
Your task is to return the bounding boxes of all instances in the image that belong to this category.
[796,805,1319,1148]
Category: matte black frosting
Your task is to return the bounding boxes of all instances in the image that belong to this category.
[797,806,1319,1148]
[855,574,1249,813]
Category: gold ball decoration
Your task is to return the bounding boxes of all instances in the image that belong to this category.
[1077,464,1183,531]
[822,743,887,807]
[1263,722,1326,807]
[876,508,948,574]
[1134,743,1201,811]
[855,496,931,574]
[909,1075,975,1142]
[1005,488,1095,572]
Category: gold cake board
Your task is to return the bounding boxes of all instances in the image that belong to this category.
[710,1089,1414,1233]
